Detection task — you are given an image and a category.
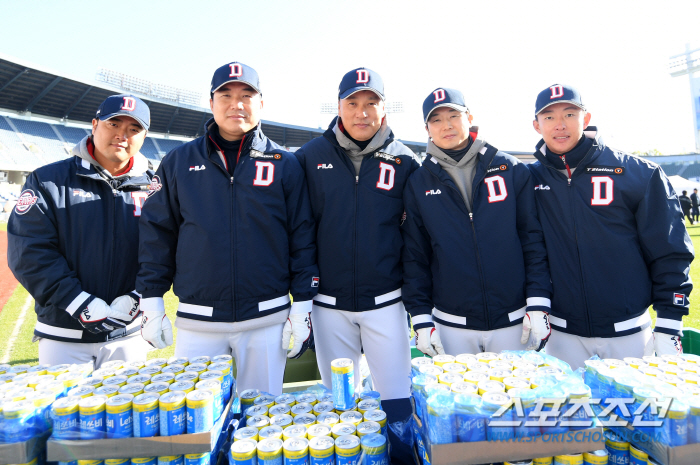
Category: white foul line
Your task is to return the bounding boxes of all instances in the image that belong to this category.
[1,294,34,364]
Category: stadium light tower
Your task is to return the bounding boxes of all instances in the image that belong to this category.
[669,44,700,152]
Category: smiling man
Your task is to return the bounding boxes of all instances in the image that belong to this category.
[528,84,694,368]
[136,62,318,394]
[8,94,153,368]
[402,88,552,357]
[295,67,419,463]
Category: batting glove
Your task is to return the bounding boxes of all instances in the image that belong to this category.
[109,292,141,324]
[654,332,683,356]
[416,327,445,357]
[282,302,314,359]
[71,296,129,334]
[140,297,173,350]
[520,311,551,351]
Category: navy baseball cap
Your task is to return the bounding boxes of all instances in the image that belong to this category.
[535,84,585,116]
[423,88,469,123]
[338,67,384,101]
[210,62,261,96]
[95,94,150,130]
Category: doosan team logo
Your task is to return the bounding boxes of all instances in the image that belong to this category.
[148,176,162,197]
[15,189,38,215]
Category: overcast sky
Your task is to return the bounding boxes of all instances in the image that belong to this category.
[1,0,699,154]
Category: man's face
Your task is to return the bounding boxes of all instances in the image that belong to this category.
[210,82,263,141]
[91,116,146,166]
[426,107,474,151]
[338,90,385,141]
[533,103,592,154]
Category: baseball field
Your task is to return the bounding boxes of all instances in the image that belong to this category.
[1,221,699,365]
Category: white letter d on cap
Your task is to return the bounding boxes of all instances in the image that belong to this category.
[433,89,446,103]
[229,63,243,77]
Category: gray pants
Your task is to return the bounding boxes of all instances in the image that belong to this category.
[434,322,527,355]
[545,327,653,370]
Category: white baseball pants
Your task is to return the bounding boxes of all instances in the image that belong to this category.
[38,333,151,370]
[434,322,528,355]
[545,327,653,370]
[174,323,287,395]
[312,302,412,400]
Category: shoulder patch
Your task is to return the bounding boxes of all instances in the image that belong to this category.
[148,175,162,197]
[250,150,281,160]
[585,166,624,175]
[15,189,38,215]
[486,164,509,174]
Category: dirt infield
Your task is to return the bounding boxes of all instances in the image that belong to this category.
[0,231,19,311]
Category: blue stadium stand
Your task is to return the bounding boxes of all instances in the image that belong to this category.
[7,117,68,164]
[56,126,91,146]
[153,138,184,157]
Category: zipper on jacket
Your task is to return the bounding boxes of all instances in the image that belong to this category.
[230,175,237,322]
[541,159,594,337]
[560,155,572,185]
[106,185,118,300]
[353,175,359,310]
[469,210,491,330]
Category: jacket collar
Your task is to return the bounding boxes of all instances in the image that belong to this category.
[423,141,495,187]
[203,117,268,163]
[322,116,395,154]
[533,126,602,169]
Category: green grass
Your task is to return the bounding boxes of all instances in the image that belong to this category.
[0,285,36,364]
[0,221,6,232]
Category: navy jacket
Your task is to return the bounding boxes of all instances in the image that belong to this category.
[7,144,153,343]
[295,118,420,311]
[402,144,552,331]
[528,128,693,337]
[136,120,318,322]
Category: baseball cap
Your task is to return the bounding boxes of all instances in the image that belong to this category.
[535,84,585,116]
[338,67,384,101]
[210,62,261,95]
[423,88,469,123]
[95,94,150,130]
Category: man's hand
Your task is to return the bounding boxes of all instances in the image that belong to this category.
[110,292,141,324]
[654,332,683,356]
[520,311,551,351]
[72,297,130,334]
[140,297,173,349]
[282,312,314,359]
[415,327,445,357]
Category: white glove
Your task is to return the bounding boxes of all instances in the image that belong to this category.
[71,296,133,334]
[654,332,683,356]
[520,311,551,351]
[282,310,314,359]
[416,327,445,357]
[110,292,141,324]
[140,297,173,349]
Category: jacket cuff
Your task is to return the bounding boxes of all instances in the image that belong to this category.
[65,291,93,318]
[412,313,434,330]
[655,314,683,337]
[139,288,169,299]
[526,291,552,300]
[290,300,312,315]
[129,290,142,301]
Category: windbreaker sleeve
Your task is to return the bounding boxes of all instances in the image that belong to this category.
[636,166,694,336]
[7,173,92,316]
[513,161,553,308]
[401,177,435,329]
[283,154,319,307]
[136,160,182,298]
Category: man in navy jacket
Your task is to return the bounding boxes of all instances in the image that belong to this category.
[137,63,318,393]
[8,94,152,368]
[402,88,552,356]
[529,84,693,368]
